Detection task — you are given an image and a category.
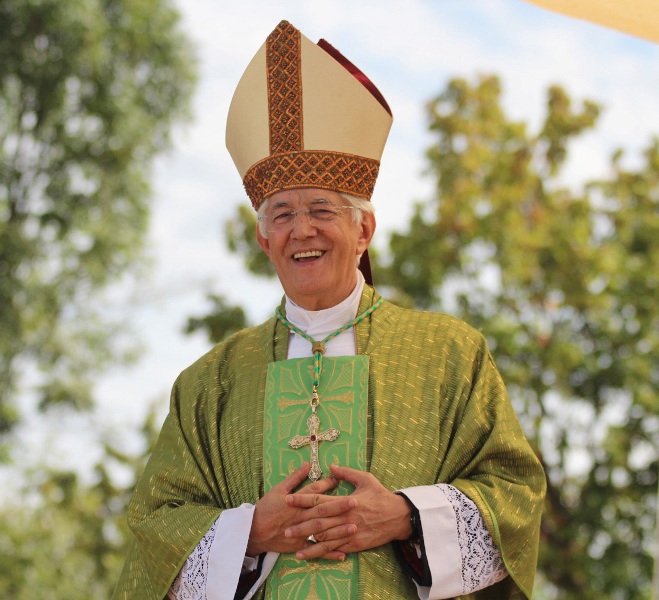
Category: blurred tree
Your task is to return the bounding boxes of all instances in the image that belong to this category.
[210,76,658,598]
[0,407,160,598]
[185,293,248,343]
[0,0,196,442]
[225,204,277,278]
[378,76,658,599]
[184,205,273,344]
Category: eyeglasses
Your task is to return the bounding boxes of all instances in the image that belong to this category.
[259,205,356,231]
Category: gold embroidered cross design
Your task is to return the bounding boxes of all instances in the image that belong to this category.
[277,559,354,599]
[288,391,339,481]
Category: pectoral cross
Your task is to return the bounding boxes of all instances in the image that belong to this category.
[288,392,340,481]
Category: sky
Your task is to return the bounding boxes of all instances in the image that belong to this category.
[9,0,659,482]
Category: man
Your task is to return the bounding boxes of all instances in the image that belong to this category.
[113,20,545,600]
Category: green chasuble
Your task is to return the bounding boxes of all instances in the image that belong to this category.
[112,285,546,600]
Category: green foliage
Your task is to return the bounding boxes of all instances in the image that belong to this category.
[185,293,248,344]
[186,205,274,345]
[0,0,196,436]
[378,75,657,598]
[0,407,160,598]
[225,204,277,278]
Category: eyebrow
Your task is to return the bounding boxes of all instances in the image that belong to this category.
[270,197,332,209]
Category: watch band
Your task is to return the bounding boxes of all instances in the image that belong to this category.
[395,491,422,542]
[409,505,422,542]
[393,491,432,586]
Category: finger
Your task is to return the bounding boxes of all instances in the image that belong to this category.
[286,493,356,514]
[329,464,371,487]
[318,550,347,562]
[277,462,311,493]
[333,541,358,554]
[295,537,352,561]
[298,476,339,496]
[285,520,357,541]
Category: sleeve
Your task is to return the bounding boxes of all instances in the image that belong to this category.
[440,339,546,600]
[437,484,508,593]
[167,506,279,600]
[168,519,220,600]
[395,485,507,599]
[112,364,248,600]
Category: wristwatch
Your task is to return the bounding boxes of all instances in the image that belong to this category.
[395,491,426,570]
[408,505,422,542]
[396,491,422,542]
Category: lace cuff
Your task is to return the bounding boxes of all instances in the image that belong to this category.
[437,484,508,594]
[168,519,218,600]
[167,505,270,600]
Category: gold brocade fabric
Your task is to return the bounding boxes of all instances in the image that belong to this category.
[112,286,546,600]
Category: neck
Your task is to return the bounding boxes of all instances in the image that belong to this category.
[287,270,361,310]
[279,276,380,361]
[284,271,365,354]
[286,270,365,314]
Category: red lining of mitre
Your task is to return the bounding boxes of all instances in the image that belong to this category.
[317,39,392,117]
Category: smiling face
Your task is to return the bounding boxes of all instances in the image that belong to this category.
[256,188,375,310]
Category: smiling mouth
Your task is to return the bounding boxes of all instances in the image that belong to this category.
[293,250,325,261]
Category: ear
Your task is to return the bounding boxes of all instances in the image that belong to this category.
[356,211,376,256]
[256,222,272,258]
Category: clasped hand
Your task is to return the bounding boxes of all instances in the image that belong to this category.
[247,462,412,562]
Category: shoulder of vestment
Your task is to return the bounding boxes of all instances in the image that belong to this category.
[174,315,278,388]
[376,297,488,352]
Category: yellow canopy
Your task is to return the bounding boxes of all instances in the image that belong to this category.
[523,0,659,43]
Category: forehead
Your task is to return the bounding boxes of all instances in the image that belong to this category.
[267,188,344,208]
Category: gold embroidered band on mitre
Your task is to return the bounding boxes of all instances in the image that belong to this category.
[244,151,380,209]
[267,21,303,157]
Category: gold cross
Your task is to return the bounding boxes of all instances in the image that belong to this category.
[288,412,339,481]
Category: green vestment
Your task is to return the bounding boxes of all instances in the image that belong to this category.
[112,286,546,600]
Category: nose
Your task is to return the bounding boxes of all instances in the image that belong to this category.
[290,210,318,238]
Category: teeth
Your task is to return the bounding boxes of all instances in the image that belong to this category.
[293,250,323,260]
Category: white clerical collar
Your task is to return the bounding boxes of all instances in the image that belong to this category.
[284,270,365,339]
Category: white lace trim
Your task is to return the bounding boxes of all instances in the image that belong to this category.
[437,484,508,594]
[168,486,508,599]
[168,519,218,600]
